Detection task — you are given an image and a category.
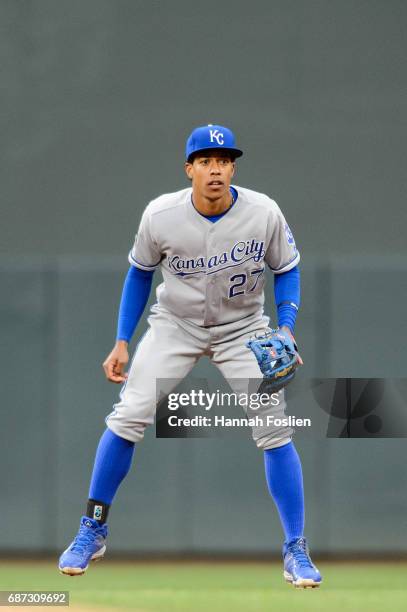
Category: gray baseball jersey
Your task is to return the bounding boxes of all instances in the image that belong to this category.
[128,185,300,326]
[106,185,298,449]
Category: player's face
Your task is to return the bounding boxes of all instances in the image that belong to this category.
[185,153,235,200]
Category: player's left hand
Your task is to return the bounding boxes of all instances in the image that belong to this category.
[280,326,303,366]
[246,326,302,391]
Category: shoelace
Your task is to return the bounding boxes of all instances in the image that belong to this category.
[70,525,101,554]
[288,538,313,568]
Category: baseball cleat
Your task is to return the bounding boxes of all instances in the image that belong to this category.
[283,536,322,588]
[58,516,108,576]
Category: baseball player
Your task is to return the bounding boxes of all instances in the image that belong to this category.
[58,124,322,588]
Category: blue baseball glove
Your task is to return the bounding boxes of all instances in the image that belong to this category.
[246,327,302,391]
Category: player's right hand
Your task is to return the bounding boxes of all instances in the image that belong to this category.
[102,341,129,383]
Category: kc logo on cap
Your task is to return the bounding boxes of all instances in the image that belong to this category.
[209,128,224,145]
[185,124,243,161]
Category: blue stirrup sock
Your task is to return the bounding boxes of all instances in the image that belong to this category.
[86,429,135,524]
[85,432,304,536]
[264,441,304,542]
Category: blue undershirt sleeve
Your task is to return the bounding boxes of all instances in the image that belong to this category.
[116,266,154,342]
[273,265,300,333]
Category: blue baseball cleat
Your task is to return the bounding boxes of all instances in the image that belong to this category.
[59,516,108,576]
[283,536,322,588]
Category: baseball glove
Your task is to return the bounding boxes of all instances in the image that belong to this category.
[246,327,301,392]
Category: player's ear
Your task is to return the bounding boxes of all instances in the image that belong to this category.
[184,162,193,181]
[230,160,236,177]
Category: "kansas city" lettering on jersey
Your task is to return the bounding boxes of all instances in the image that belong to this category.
[168,239,265,276]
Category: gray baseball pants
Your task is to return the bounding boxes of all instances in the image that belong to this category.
[106,307,291,450]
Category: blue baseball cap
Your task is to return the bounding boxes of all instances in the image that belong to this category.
[185,124,243,162]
